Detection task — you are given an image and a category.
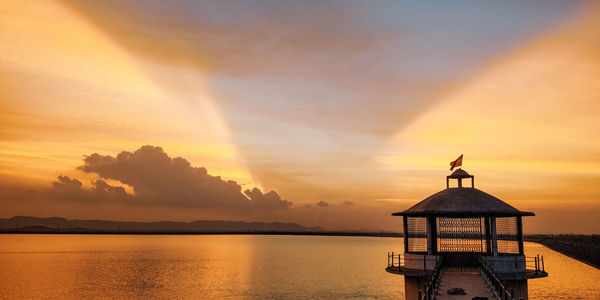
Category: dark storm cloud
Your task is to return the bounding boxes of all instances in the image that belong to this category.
[73,145,292,210]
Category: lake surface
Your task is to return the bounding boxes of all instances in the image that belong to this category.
[0,235,598,299]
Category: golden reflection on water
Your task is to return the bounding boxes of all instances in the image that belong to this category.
[0,235,257,299]
[0,235,597,299]
[525,242,600,300]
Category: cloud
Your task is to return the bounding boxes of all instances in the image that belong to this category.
[74,145,291,210]
[0,146,399,231]
[244,188,292,209]
[51,175,129,202]
[60,0,387,78]
[52,175,82,190]
[316,201,328,207]
[342,201,354,206]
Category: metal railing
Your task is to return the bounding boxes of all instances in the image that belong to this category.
[420,257,444,300]
[389,252,544,274]
[482,254,545,274]
[387,252,440,273]
[388,252,545,300]
[387,252,403,268]
[386,253,446,299]
[479,257,514,300]
[533,254,544,274]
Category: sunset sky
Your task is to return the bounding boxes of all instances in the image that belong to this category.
[1,0,599,233]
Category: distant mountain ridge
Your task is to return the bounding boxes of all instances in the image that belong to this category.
[0,216,324,233]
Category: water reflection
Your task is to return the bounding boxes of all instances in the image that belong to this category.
[526,242,600,300]
[0,235,597,299]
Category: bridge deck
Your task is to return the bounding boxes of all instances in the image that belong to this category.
[435,268,496,300]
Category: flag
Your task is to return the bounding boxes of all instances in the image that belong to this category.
[450,154,463,171]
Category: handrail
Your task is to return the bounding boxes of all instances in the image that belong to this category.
[479,257,514,300]
[389,253,545,273]
[387,252,402,268]
[420,257,444,300]
[387,252,439,273]
[483,254,545,274]
[389,252,545,300]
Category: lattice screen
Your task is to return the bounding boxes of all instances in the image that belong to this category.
[406,217,427,252]
[496,217,519,254]
[437,217,487,252]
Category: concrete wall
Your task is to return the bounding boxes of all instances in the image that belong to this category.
[504,279,528,300]
[404,276,428,300]
[483,255,526,273]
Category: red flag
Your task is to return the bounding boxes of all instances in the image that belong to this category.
[450,154,463,171]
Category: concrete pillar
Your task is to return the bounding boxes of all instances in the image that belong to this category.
[517,216,524,255]
[504,279,529,300]
[491,216,498,256]
[404,277,427,300]
[485,217,492,255]
[403,216,409,252]
[427,216,437,255]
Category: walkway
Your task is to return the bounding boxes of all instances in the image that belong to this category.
[435,268,496,300]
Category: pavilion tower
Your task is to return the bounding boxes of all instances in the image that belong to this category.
[386,169,547,300]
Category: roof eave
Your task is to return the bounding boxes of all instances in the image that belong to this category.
[392,211,535,217]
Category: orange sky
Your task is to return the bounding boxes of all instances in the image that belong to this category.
[0,0,598,233]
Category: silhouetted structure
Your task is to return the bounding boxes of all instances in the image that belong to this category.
[387,169,547,300]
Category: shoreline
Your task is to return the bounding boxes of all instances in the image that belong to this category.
[0,230,403,238]
[525,235,600,270]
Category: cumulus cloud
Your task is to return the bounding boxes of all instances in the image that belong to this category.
[51,176,129,202]
[51,175,85,201]
[0,146,306,227]
[316,200,328,207]
[71,145,292,210]
[52,175,82,190]
[244,188,292,209]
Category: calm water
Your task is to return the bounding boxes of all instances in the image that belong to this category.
[0,235,598,299]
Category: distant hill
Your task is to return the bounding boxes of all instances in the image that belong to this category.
[0,216,324,233]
